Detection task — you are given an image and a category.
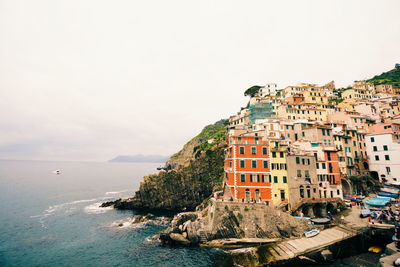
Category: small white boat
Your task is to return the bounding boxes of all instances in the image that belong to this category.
[53,169,61,175]
[305,229,320,238]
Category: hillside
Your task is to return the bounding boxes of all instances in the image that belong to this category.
[367,64,400,86]
[105,119,228,211]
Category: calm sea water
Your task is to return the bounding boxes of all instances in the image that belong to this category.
[0,160,229,267]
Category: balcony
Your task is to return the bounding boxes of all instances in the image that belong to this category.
[270,147,287,152]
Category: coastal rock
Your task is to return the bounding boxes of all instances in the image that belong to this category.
[101,120,228,212]
[229,248,259,267]
[169,233,191,246]
[100,200,119,208]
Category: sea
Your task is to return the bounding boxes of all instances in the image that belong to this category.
[0,160,380,267]
[0,160,230,267]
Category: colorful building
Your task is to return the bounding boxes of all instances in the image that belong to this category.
[224,134,272,202]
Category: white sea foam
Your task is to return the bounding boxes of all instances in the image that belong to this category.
[109,217,148,230]
[84,202,113,214]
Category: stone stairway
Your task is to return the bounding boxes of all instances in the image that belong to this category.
[199,230,208,243]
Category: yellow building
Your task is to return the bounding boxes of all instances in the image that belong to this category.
[269,139,290,210]
[279,103,335,121]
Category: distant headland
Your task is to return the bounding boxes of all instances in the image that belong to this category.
[108,155,169,163]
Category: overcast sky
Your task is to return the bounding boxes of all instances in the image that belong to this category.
[0,0,400,161]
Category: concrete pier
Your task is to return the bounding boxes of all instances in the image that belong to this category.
[264,225,358,262]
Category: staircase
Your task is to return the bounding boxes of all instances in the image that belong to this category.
[199,230,208,243]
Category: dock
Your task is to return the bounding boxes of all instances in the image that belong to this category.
[228,224,360,266]
[263,225,358,262]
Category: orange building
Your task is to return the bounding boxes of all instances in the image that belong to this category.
[324,150,341,186]
[224,135,272,202]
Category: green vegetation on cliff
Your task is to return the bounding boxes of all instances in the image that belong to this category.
[244,85,262,97]
[367,65,400,87]
[123,119,228,211]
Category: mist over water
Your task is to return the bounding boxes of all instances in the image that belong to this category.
[0,160,228,267]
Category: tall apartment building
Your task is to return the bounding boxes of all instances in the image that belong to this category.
[287,154,319,210]
[224,134,272,202]
[365,122,400,184]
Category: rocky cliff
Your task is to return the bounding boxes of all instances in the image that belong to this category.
[159,199,312,247]
[103,119,228,211]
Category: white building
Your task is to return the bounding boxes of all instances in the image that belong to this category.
[259,83,278,97]
[365,132,400,184]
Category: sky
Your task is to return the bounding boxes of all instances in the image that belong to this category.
[0,0,400,161]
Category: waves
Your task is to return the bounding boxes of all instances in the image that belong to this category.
[84,202,113,214]
[30,189,132,227]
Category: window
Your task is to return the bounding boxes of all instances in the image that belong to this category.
[373,146,377,151]
[251,174,258,182]
[297,170,302,177]
[280,152,284,158]
[385,155,390,161]
[305,170,310,177]
[322,129,326,136]
[263,160,268,169]
[375,155,379,161]
[252,160,257,168]
[316,163,319,169]
[283,176,287,183]
[274,176,278,183]
[262,147,267,155]
[239,147,245,154]
[240,160,245,168]
[386,167,391,174]
[383,145,388,151]
[251,147,256,155]
[268,175,272,183]
[322,163,326,169]
[240,174,246,182]
[371,137,375,142]
[272,152,276,158]
[296,157,300,164]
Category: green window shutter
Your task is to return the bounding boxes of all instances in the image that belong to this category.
[262,147,267,155]
[263,160,268,168]
[252,160,257,168]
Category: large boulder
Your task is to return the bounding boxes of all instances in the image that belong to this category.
[169,233,191,246]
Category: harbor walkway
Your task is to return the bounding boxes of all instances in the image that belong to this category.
[263,225,357,262]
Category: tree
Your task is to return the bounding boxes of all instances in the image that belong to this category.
[244,85,262,97]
